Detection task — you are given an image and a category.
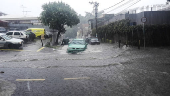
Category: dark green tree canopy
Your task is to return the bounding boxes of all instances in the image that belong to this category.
[40,2,80,33]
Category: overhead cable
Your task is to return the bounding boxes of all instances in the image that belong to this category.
[105,0,135,13]
[100,0,125,12]
[117,0,141,14]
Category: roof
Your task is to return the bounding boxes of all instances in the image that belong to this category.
[0,11,7,16]
[8,31,24,32]
[0,20,8,22]
[27,28,45,30]
[28,28,45,29]
[73,39,84,40]
[0,15,38,21]
[0,33,6,35]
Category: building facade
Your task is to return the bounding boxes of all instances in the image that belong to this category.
[0,16,49,31]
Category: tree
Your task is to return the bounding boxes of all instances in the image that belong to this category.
[65,26,78,38]
[40,2,80,45]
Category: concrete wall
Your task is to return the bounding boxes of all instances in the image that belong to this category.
[128,11,170,25]
[135,12,144,25]
[144,11,170,25]
[109,14,126,23]
[9,23,50,31]
[103,11,170,26]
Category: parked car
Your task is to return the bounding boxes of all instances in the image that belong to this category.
[23,31,36,41]
[61,39,69,45]
[0,27,7,33]
[0,33,24,49]
[89,38,100,45]
[85,37,91,43]
[6,31,29,42]
[67,39,88,53]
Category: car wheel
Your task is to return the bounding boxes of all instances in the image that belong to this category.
[14,45,19,49]
[8,44,13,49]
[23,39,27,43]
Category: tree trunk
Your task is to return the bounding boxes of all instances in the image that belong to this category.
[51,29,55,46]
[55,31,61,45]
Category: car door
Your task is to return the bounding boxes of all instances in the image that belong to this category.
[13,32,21,39]
[20,32,25,39]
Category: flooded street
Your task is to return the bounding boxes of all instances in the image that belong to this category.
[0,42,170,96]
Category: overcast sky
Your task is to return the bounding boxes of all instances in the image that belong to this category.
[0,0,167,17]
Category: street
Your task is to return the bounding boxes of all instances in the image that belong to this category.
[0,40,170,96]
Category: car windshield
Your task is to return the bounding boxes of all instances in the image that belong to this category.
[70,40,85,45]
[91,38,98,41]
[23,31,29,34]
[1,35,12,40]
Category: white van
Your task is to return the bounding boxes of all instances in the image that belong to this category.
[6,31,29,42]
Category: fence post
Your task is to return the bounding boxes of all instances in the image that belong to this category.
[138,40,140,49]
[119,40,121,48]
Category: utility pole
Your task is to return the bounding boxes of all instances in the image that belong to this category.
[21,5,31,17]
[23,11,31,17]
[21,5,26,16]
[89,1,99,37]
[167,0,170,5]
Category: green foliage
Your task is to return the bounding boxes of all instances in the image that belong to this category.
[93,19,170,46]
[40,1,80,44]
[40,1,80,32]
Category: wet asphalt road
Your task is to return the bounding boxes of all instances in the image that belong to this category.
[0,40,170,96]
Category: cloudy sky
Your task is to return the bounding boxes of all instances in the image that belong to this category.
[0,0,167,17]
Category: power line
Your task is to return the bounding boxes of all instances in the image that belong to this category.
[21,5,26,16]
[89,2,99,37]
[105,0,135,14]
[117,0,141,14]
[101,0,125,11]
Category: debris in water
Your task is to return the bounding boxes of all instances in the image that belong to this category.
[0,71,4,73]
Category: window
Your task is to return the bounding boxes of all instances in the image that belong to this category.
[14,32,20,35]
[21,33,23,35]
[71,40,85,45]
[1,35,11,40]
[27,30,32,32]
[6,32,13,35]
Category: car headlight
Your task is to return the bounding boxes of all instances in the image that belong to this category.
[19,41,23,44]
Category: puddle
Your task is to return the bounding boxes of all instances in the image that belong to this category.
[29,59,39,61]
[45,63,122,69]
[80,63,122,68]
[46,66,59,68]
[55,57,98,60]
[8,59,40,62]
[58,50,67,54]
[57,45,103,55]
